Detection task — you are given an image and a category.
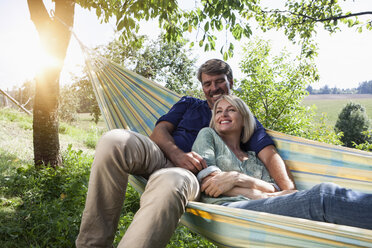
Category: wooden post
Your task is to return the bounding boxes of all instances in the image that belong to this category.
[0,88,32,115]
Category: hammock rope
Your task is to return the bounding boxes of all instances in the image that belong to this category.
[67,27,372,246]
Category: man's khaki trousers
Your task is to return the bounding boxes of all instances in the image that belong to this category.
[76,129,200,248]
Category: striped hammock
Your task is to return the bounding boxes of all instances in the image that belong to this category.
[85,56,372,247]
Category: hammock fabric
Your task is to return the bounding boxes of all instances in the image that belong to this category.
[85,56,372,247]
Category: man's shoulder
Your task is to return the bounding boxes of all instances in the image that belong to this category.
[179,96,207,105]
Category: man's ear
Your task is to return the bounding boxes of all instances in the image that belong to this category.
[229,79,234,89]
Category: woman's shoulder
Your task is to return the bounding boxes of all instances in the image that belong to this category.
[199,127,214,135]
[194,128,220,149]
[198,127,221,139]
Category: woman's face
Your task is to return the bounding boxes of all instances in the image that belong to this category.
[214,99,243,135]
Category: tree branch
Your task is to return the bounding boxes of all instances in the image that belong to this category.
[27,0,52,36]
[267,9,372,24]
[294,11,372,23]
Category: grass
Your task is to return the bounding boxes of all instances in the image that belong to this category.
[0,108,215,248]
[302,94,372,127]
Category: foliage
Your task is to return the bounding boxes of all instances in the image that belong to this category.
[335,102,371,148]
[58,85,80,123]
[309,85,358,95]
[353,130,372,152]
[12,80,35,111]
[0,146,92,247]
[58,120,104,150]
[357,80,372,94]
[167,226,216,248]
[71,76,101,123]
[236,37,317,136]
[76,0,372,59]
[301,113,343,146]
[98,34,199,95]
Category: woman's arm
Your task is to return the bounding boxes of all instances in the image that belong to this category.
[201,171,277,198]
[225,187,297,200]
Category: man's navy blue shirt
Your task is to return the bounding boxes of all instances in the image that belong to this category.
[156,96,274,154]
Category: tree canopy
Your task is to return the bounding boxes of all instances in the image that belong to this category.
[77,0,372,59]
[98,34,199,95]
[27,0,372,166]
[236,37,316,135]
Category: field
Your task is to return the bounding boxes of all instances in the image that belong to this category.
[302,94,372,127]
[0,108,214,248]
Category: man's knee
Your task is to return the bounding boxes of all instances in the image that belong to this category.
[97,129,132,151]
[147,168,200,202]
[95,129,142,164]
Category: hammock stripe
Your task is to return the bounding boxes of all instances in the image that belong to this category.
[86,57,180,135]
[85,56,372,247]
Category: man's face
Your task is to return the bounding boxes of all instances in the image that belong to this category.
[201,73,233,109]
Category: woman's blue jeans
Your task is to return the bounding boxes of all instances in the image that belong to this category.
[222,182,372,230]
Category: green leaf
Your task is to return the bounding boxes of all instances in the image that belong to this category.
[117,19,125,31]
[204,22,210,32]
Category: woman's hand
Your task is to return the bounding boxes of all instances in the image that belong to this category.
[266,189,298,198]
[226,188,298,200]
[201,171,238,197]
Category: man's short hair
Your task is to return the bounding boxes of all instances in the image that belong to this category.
[197,59,233,83]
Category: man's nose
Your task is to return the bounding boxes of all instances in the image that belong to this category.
[210,82,218,91]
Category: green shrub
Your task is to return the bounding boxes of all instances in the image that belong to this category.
[84,132,98,149]
[335,102,371,148]
[0,146,92,247]
[353,130,372,151]
[0,145,215,247]
[302,113,343,146]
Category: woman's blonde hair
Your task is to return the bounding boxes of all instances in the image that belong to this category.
[209,95,256,143]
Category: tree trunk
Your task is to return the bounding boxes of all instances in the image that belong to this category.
[27,0,75,167]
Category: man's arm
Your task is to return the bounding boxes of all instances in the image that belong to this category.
[245,119,295,190]
[257,145,296,190]
[150,121,206,173]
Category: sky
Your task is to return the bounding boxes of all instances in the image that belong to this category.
[0,1,372,91]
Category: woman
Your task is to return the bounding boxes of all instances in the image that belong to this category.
[192,95,372,230]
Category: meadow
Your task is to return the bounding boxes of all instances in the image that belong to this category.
[302,94,372,127]
[0,108,214,248]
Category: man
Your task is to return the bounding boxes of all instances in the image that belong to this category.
[76,59,295,248]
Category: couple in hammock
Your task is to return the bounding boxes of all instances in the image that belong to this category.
[76,59,372,248]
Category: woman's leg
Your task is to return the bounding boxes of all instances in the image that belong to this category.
[223,182,372,229]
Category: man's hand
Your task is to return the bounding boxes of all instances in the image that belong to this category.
[173,151,207,174]
[150,121,206,173]
[201,171,237,197]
